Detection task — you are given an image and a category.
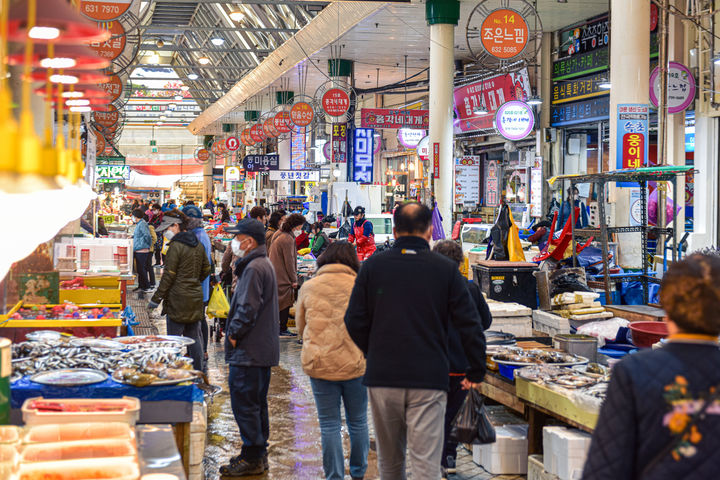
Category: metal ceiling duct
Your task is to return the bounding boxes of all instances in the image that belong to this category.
[188,1,387,134]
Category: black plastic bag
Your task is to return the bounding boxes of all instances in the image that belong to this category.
[449,388,496,445]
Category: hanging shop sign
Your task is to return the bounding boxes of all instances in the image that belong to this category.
[360,108,429,129]
[226,166,241,182]
[94,129,106,155]
[352,128,374,184]
[552,72,609,104]
[321,88,351,117]
[331,124,348,163]
[495,101,534,140]
[243,154,279,172]
[250,124,266,143]
[552,47,609,81]
[397,129,426,149]
[225,136,240,152]
[558,15,608,58]
[453,68,531,134]
[88,20,126,61]
[291,126,306,170]
[485,159,500,207]
[551,96,609,127]
[79,0,134,21]
[480,8,530,60]
[290,102,314,127]
[274,111,292,134]
[269,170,320,182]
[417,136,430,161]
[212,140,226,156]
[96,164,129,181]
[99,74,124,104]
[263,118,279,138]
[649,62,696,114]
[323,141,332,162]
[530,166,543,217]
[94,104,119,128]
[454,156,481,205]
[433,143,440,179]
[240,129,254,146]
[196,148,210,163]
[616,104,649,170]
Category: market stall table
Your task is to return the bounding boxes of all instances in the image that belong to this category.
[605,304,666,323]
[11,377,203,474]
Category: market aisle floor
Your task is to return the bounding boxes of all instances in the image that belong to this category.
[198,330,524,480]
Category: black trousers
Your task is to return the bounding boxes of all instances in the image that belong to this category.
[442,375,469,468]
[133,252,151,290]
[229,365,271,460]
[146,252,155,286]
[279,307,290,332]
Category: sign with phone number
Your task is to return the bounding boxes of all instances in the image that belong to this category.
[79,0,133,21]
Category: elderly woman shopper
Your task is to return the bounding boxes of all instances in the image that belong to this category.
[296,242,368,480]
[148,215,211,370]
[583,253,720,480]
[268,212,305,337]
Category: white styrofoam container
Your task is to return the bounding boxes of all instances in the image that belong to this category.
[20,438,137,463]
[491,317,533,337]
[23,422,135,444]
[543,426,566,474]
[533,311,571,336]
[16,456,139,480]
[542,426,591,480]
[528,454,560,480]
[22,397,141,426]
[473,425,529,475]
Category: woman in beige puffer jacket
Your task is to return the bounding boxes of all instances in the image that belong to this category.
[296,241,368,480]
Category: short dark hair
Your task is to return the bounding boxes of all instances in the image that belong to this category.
[394,201,432,235]
[132,208,145,219]
[249,206,267,220]
[184,200,195,206]
[163,209,189,231]
[311,222,323,232]
[433,240,463,266]
[268,211,284,229]
[281,213,306,232]
[660,254,720,335]
[316,241,360,273]
[152,203,161,210]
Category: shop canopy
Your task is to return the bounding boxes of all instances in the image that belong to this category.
[548,166,696,186]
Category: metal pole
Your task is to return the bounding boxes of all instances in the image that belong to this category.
[657,0,670,246]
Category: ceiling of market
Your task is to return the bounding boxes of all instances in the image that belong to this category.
[126,0,608,129]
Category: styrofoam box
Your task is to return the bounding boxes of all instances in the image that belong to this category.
[533,310,570,336]
[22,397,140,426]
[528,454,560,480]
[491,317,533,337]
[543,426,592,480]
[473,425,529,475]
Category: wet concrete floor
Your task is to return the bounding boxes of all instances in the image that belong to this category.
[201,332,524,480]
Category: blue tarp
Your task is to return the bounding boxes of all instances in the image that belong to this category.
[11,377,203,408]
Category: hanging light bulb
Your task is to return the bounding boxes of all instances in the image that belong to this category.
[229,10,244,22]
[8,0,109,45]
[49,74,78,84]
[180,85,190,91]
[69,106,91,112]
[39,57,75,69]
[62,91,84,98]
[66,99,89,106]
[28,26,59,40]
[198,56,211,65]
[408,161,415,172]
[148,51,161,64]
[400,162,405,171]
[187,73,198,80]
[210,37,225,46]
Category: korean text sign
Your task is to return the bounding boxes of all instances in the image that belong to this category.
[360,109,429,129]
[96,164,129,181]
[269,170,320,182]
[353,128,374,183]
[332,124,348,163]
[454,156,480,205]
[242,154,279,172]
[480,8,529,60]
[616,104,649,170]
[291,126,307,170]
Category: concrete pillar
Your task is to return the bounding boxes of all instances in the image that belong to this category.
[426,0,459,234]
[609,0,650,266]
[667,0,686,235]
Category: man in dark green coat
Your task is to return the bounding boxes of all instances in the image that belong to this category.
[149,215,211,370]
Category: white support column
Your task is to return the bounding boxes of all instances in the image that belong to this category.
[428,22,455,234]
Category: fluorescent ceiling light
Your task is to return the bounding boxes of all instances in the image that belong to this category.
[50,74,78,84]
[40,57,77,69]
[473,104,488,115]
[198,56,211,65]
[70,106,92,112]
[211,37,225,46]
[160,115,167,120]
[598,79,612,89]
[229,10,244,21]
[187,73,199,80]
[62,91,84,98]
[174,94,183,101]
[66,99,90,106]
[527,96,543,106]
[180,85,190,91]
[28,26,60,40]
[148,52,161,64]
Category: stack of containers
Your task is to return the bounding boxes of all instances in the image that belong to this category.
[543,426,592,480]
[472,425,529,475]
[487,301,533,337]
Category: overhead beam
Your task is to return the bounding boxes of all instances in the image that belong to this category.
[140,25,299,33]
[132,64,255,70]
[138,45,273,53]
[156,0,329,4]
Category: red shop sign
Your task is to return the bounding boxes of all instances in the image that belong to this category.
[250,124,266,143]
[79,0,133,22]
[94,129,106,154]
[241,129,254,146]
[274,111,291,133]
[88,20,126,61]
[94,104,119,128]
[480,8,529,60]
[226,136,240,151]
[321,88,350,117]
[360,108,429,129]
[622,132,645,169]
[290,102,314,127]
[197,148,210,162]
[263,119,278,138]
[99,74,124,103]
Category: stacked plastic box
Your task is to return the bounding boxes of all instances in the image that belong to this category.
[472,425,529,475]
[543,426,592,480]
[487,301,533,337]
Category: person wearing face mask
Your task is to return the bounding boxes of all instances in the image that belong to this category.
[268,213,306,337]
[148,215,211,371]
[131,208,153,296]
[220,218,279,477]
[558,186,588,230]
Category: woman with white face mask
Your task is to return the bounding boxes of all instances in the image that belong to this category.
[268,213,307,337]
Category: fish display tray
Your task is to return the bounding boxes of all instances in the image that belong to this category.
[22,396,140,426]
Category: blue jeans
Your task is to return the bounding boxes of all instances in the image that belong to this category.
[310,377,369,480]
[229,366,271,460]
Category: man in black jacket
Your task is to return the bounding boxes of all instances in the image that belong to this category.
[221,219,279,477]
[345,202,487,480]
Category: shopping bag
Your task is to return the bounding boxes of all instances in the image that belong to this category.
[207,284,230,319]
[449,388,496,445]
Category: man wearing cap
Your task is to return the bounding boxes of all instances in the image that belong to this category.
[148,214,210,371]
[348,206,376,261]
[220,218,279,477]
